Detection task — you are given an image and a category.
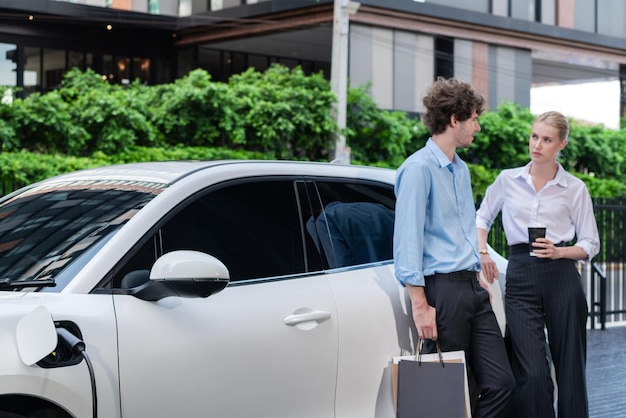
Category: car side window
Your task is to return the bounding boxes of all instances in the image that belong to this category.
[306,180,395,268]
[106,177,395,289]
[161,179,308,281]
[109,178,311,287]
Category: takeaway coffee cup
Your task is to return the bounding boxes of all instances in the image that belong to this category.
[528,224,546,256]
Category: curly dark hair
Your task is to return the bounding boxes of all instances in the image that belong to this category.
[421,77,486,135]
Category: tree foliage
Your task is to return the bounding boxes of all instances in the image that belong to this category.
[149,69,235,147]
[462,102,535,169]
[228,65,337,159]
[345,83,427,168]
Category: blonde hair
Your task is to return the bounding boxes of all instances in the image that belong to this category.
[535,111,569,142]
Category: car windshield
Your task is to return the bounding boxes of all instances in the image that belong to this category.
[0,180,165,292]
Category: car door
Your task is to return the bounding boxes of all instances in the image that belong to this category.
[306,179,415,418]
[109,178,339,417]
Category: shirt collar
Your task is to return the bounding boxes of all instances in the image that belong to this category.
[426,138,455,169]
[518,162,569,187]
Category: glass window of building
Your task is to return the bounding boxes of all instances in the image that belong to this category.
[103,54,114,82]
[211,0,241,11]
[573,0,596,32]
[510,0,535,21]
[435,37,454,79]
[23,46,41,96]
[539,0,556,25]
[43,49,66,92]
[152,58,172,84]
[197,48,223,80]
[597,0,626,38]
[248,54,270,72]
[149,0,160,13]
[133,58,151,83]
[68,50,90,71]
[177,48,196,78]
[426,0,489,13]
[0,43,17,88]
[117,57,131,83]
[231,52,247,75]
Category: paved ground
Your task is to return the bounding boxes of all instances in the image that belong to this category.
[587,325,626,417]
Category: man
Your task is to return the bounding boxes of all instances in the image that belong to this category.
[393,77,515,418]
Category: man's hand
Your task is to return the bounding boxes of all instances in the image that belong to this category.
[407,284,438,341]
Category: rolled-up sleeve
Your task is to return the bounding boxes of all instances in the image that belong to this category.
[476,175,503,233]
[572,186,600,263]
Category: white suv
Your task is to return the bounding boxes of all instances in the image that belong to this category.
[0,160,414,418]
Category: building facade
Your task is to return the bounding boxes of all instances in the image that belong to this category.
[1,0,625,118]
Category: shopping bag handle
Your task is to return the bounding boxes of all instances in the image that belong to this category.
[416,338,445,367]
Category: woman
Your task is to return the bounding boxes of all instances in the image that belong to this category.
[476,111,600,418]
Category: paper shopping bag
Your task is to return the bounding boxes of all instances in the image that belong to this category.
[397,359,465,418]
[391,342,471,418]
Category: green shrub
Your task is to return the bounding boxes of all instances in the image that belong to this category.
[461,102,534,169]
[9,90,89,154]
[1,68,625,198]
[149,69,235,147]
[345,84,417,168]
[228,65,337,160]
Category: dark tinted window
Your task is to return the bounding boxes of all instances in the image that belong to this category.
[110,176,396,289]
[112,178,309,285]
[161,180,305,281]
[306,180,395,268]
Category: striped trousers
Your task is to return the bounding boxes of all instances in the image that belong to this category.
[505,244,588,418]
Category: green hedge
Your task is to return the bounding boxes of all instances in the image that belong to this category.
[1,67,625,198]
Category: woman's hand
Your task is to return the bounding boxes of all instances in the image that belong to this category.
[532,238,561,259]
[480,253,498,283]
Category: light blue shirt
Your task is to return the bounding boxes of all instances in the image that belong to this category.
[476,162,600,262]
[393,139,481,287]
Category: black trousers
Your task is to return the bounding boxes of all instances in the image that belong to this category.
[505,246,589,418]
[424,271,515,418]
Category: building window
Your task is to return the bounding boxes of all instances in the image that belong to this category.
[597,0,626,38]
[211,0,242,10]
[43,49,66,92]
[248,54,270,72]
[510,0,535,21]
[102,54,151,85]
[535,0,541,21]
[435,37,454,79]
[0,43,17,88]
[149,0,159,14]
[23,46,41,96]
[428,0,488,13]
[68,51,86,71]
[116,57,131,83]
[133,58,151,82]
[537,0,556,25]
[573,0,596,33]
